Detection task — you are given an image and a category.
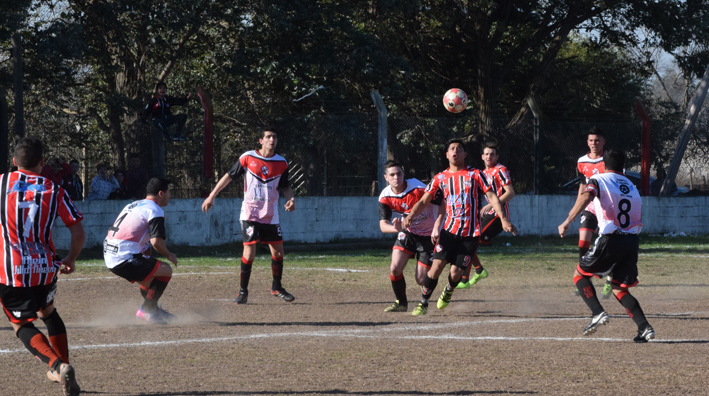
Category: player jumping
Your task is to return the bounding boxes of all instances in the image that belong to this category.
[559,149,655,342]
[403,139,516,316]
[378,160,443,312]
[202,128,296,304]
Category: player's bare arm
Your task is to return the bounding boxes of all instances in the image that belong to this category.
[150,236,178,266]
[380,218,403,233]
[431,203,445,244]
[281,186,296,212]
[402,192,433,229]
[559,192,594,238]
[60,222,86,274]
[481,184,516,216]
[485,190,517,235]
[202,173,233,213]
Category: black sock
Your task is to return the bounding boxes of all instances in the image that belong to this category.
[447,273,460,289]
[41,310,69,364]
[240,258,252,290]
[574,276,604,316]
[271,257,283,290]
[390,274,407,305]
[16,323,62,370]
[143,277,170,312]
[617,291,650,330]
[421,274,438,304]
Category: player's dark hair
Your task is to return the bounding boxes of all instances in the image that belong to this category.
[588,126,604,139]
[261,127,278,138]
[155,82,167,92]
[482,142,498,154]
[446,138,466,152]
[14,137,44,169]
[603,149,624,172]
[146,177,171,196]
[384,160,403,172]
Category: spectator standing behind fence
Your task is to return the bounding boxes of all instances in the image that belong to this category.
[108,169,128,200]
[125,155,149,200]
[87,163,120,200]
[142,82,190,141]
[41,157,72,185]
[62,160,83,201]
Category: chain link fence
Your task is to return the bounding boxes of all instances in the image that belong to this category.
[69,113,706,200]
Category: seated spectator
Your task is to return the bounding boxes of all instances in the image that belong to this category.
[107,169,129,200]
[62,159,84,201]
[125,154,149,200]
[41,157,72,185]
[87,163,120,200]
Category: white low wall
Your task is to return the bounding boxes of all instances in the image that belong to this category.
[51,196,709,249]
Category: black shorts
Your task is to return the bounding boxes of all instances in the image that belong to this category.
[110,255,161,283]
[433,230,479,269]
[241,221,283,245]
[479,213,503,242]
[579,210,598,233]
[0,281,57,324]
[393,231,434,268]
[578,233,639,287]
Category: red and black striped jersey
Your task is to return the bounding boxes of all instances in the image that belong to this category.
[425,167,491,237]
[482,164,512,218]
[379,179,442,236]
[577,152,604,215]
[0,170,83,287]
[228,150,290,225]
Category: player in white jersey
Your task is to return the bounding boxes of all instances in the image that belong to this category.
[559,149,655,343]
[202,129,296,304]
[378,160,443,312]
[104,178,178,324]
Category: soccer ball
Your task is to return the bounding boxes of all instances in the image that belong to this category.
[443,88,468,113]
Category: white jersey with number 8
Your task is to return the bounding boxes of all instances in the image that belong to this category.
[585,172,642,235]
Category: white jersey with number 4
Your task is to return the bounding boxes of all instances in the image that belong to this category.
[584,172,642,235]
[103,199,166,269]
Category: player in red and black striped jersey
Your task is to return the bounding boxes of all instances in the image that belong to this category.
[378,160,444,312]
[403,139,516,316]
[0,137,84,395]
[202,129,296,304]
[457,142,516,289]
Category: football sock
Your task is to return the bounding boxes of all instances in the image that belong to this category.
[41,310,69,363]
[579,240,591,261]
[390,273,408,305]
[16,323,62,371]
[616,291,650,330]
[271,256,283,290]
[574,275,604,316]
[447,273,461,289]
[142,276,170,312]
[472,254,484,275]
[240,258,253,290]
[421,274,438,304]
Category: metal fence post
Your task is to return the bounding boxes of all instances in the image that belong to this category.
[527,98,542,194]
[370,90,387,193]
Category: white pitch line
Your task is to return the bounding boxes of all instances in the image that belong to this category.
[1,316,704,355]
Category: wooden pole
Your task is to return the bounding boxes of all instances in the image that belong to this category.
[634,99,651,196]
[12,34,24,137]
[660,62,709,196]
[370,90,388,194]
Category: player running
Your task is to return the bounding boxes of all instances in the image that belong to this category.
[576,127,612,298]
[0,137,84,396]
[559,149,655,342]
[202,128,296,304]
[378,160,443,312]
[103,178,178,324]
[403,139,516,316]
[457,142,515,289]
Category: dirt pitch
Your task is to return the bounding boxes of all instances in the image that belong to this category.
[2,240,709,395]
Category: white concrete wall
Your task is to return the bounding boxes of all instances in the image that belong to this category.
[51,196,709,249]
